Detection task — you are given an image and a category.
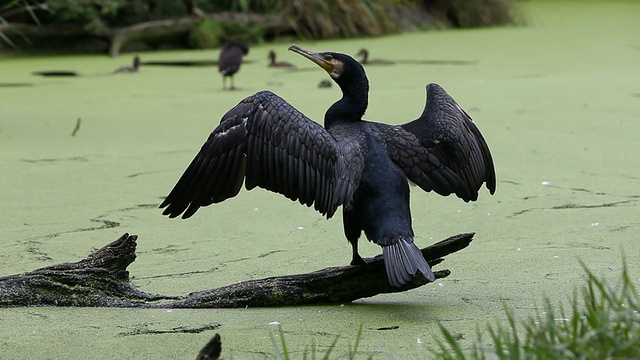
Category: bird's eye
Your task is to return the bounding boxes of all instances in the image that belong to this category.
[324,54,333,61]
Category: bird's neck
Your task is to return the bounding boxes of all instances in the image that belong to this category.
[324,79,369,128]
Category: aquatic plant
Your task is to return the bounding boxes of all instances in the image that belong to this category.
[270,324,375,360]
[432,259,640,359]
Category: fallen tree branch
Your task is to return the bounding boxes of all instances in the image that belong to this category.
[0,232,475,308]
[106,12,283,57]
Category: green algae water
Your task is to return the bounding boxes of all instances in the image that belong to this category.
[1,1,640,358]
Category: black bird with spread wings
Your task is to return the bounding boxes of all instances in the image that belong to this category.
[161,45,496,287]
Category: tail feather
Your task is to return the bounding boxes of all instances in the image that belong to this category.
[382,238,435,287]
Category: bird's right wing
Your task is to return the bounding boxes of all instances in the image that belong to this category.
[160,91,360,219]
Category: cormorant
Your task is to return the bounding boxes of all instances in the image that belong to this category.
[357,48,394,65]
[218,41,249,90]
[268,50,296,69]
[160,45,495,287]
[114,56,140,73]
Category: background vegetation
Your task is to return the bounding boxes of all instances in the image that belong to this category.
[0,0,518,54]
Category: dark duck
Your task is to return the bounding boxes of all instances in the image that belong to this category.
[160,45,496,287]
[357,48,394,65]
[268,50,296,69]
[218,41,249,90]
[113,55,140,73]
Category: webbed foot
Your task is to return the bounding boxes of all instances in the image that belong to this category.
[350,254,380,266]
[350,254,367,266]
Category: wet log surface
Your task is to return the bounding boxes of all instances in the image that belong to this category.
[0,232,474,308]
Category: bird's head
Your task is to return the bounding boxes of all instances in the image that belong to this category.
[225,40,249,55]
[288,44,368,93]
[289,44,369,122]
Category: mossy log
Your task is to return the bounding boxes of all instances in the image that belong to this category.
[0,232,475,308]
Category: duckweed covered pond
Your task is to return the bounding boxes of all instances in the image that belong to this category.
[1,1,639,358]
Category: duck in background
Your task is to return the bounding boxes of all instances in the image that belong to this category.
[267,50,296,69]
[357,48,394,66]
[113,55,141,74]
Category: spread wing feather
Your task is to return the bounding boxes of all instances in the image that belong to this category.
[160,90,359,219]
[379,83,495,202]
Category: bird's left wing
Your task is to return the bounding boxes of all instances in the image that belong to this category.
[160,90,357,219]
[377,83,495,202]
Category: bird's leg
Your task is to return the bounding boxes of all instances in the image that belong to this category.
[350,240,367,266]
[230,76,236,90]
[343,210,366,266]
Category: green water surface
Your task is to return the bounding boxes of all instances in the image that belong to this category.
[1,1,639,358]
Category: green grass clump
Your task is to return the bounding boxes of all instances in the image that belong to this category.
[271,324,376,360]
[433,260,640,359]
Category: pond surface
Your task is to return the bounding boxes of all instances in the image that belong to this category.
[1,1,639,358]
